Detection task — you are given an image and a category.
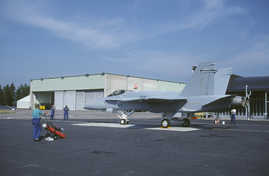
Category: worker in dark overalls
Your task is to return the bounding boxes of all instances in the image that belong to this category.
[63,105,69,120]
[50,105,55,120]
[231,108,236,125]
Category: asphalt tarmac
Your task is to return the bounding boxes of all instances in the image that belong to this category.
[1,110,269,176]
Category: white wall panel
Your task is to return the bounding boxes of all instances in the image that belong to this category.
[127,77,143,91]
[108,75,127,96]
[63,91,76,110]
[31,74,105,92]
[55,91,64,110]
[75,91,85,110]
[85,90,104,105]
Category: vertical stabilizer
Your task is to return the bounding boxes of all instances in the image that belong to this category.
[181,62,217,96]
[214,67,232,95]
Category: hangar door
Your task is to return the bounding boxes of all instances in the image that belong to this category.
[55,91,76,110]
[55,90,104,110]
[63,91,76,110]
[75,91,85,110]
[55,91,64,110]
[85,90,104,106]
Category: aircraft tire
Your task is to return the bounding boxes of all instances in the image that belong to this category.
[182,118,190,127]
[120,119,127,125]
[161,119,170,128]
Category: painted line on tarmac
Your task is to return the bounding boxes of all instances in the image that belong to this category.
[72,122,135,128]
[225,129,269,133]
[0,117,13,120]
[21,164,41,168]
[146,127,200,132]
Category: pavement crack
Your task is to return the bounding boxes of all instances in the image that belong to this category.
[21,163,41,168]
[91,150,115,155]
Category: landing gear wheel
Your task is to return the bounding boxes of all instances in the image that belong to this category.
[161,119,170,128]
[182,118,190,127]
[120,119,127,125]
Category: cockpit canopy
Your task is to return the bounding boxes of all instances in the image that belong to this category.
[107,89,126,97]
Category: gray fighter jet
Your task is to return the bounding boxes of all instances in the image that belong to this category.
[84,62,245,127]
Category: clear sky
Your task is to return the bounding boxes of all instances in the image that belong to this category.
[1,0,269,86]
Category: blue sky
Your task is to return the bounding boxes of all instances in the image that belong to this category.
[1,0,269,86]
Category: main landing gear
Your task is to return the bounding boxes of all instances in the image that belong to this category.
[161,118,190,128]
[161,112,175,128]
[161,112,191,128]
[182,118,190,127]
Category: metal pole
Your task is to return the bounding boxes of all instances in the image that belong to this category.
[245,85,252,120]
[265,92,267,119]
[245,85,248,120]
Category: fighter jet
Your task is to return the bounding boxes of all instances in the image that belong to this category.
[84,62,245,127]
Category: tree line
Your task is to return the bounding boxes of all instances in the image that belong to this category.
[0,83,30,106]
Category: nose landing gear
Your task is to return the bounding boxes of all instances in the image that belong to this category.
[161,119,170,128]
[120,118,129,125]
[117,110,134,125]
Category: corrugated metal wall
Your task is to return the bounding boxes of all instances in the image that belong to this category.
[104,74,185,97]
[85,90,104,107]
[63,91,76,110]
[31,74,105,92]
[105,74,127,97]
[55,91,64,110]
[75,91,86,110]
[127,77,144,91]
[54,90,104,110]
[54,91,76,110]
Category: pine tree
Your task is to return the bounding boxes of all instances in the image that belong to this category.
[16,84,30,101]
[0,85,3,105]
[1,83,30,106]
[10,83,16,106]
[23,83,30,97]
[16,85,23,101]
[2,84,16,106]
[3,84,9,105]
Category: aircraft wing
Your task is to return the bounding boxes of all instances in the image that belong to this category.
[179,95,232,112]
[107,97,187,103]
[105,95,187,113]
[180,95,243,113]
[201,95,244,112]
[105,93,187,103]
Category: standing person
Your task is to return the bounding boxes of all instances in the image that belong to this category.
[32,104,45,142]
[231,108,236,125]
[50,105,55,120]
[63,105,69,120]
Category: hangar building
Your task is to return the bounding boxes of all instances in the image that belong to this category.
[221,75,269,119]
[30,73,185,110]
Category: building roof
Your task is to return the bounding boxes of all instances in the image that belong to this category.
[31,72,185,84]
[227,75,269,93]
[17,95,30,102]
